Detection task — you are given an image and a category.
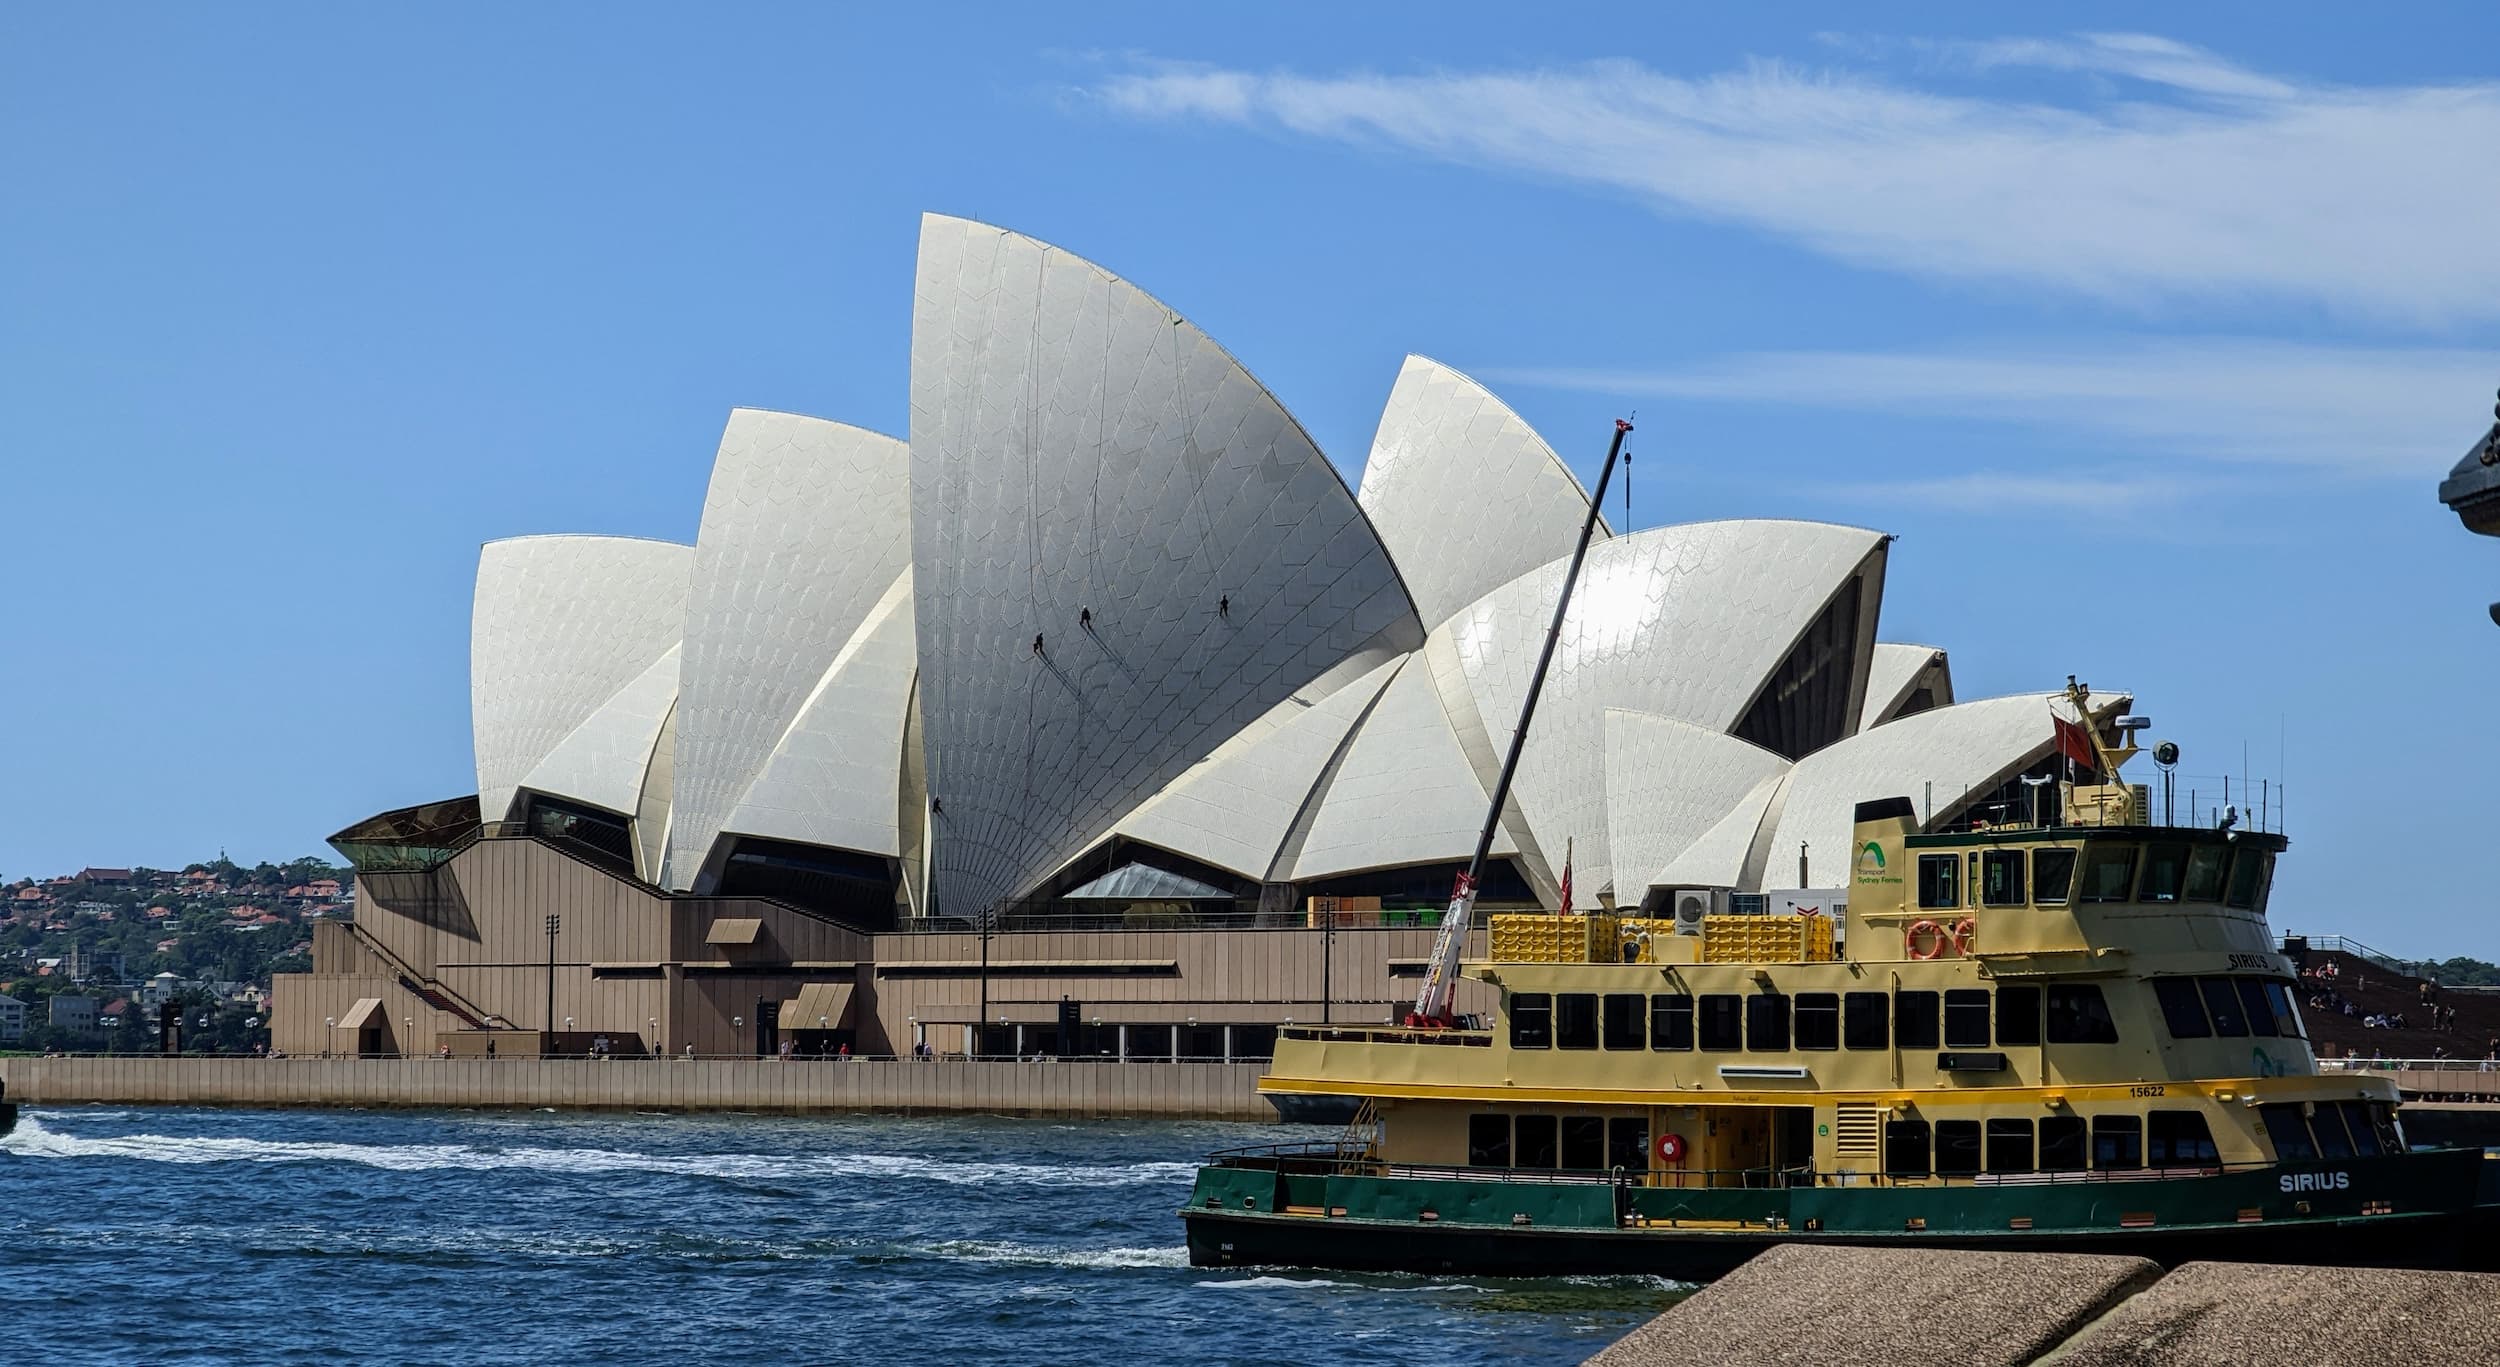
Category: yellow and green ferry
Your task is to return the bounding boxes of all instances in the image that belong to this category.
[1183,777,2495,1275]
[1185,425,2494,1276]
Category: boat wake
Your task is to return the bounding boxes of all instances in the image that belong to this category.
[0,1117,1198,1187]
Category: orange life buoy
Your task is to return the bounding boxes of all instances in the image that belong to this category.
[1952,918,1977,957]
[1905,919,1946,960]
[1655,1132,1686,1165]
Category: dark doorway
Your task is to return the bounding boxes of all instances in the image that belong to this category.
[1773,1107,1817,1181]
[755,999,781,1058]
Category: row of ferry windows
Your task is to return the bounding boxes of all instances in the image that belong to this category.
[2151,977,2307,1041]
[1458,1104,2400,1174]
[1916,844,2273,912]
[1465,1113,1650,1171]
[1509,985,2120,1053]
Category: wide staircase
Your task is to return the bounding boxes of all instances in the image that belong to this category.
[2285,937,2500,1062]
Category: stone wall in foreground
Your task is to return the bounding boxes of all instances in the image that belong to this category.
[0,1056,1275,1121]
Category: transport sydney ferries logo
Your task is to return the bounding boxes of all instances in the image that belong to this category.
[1855,841,1898,884]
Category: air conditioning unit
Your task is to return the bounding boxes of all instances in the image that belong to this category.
[1670,889,1726,935]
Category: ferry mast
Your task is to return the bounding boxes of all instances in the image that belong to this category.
[1410,417,1632,1026]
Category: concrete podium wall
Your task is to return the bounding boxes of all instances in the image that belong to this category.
[0,1056,1276,1121]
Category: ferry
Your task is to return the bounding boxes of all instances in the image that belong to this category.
[1180,421,2493,1276]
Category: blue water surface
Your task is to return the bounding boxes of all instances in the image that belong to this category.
[0,1105,1677,1365]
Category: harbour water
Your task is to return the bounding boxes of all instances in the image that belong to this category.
[0,1106,1680,1365]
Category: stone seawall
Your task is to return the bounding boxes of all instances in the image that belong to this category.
[0,1056,1277,1121]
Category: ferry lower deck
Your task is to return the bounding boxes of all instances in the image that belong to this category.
[1183,1143,2500,1278]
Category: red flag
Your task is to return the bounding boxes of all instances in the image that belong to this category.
[2053,715,2095,769]
[1557,837,1574,918]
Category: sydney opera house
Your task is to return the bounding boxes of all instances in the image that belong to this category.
[273,215,2122,1062]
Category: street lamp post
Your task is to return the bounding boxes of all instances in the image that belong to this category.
[543,912,561,1056]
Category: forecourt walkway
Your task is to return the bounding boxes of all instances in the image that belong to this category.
[1587,1245,2500,1366]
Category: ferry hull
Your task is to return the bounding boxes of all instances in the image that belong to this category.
[1182,1146,2492,1278]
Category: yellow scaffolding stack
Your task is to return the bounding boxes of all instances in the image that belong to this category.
[1699,914,1836,964]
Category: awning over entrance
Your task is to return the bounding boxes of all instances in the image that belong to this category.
[705,917,764,946]
[781,980,857,1031]
[336,997,385,1031]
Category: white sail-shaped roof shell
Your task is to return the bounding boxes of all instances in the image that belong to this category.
[516,643,681,820]
[907,213,1424,918]
[1287,652,1517,881]
[1762,690,2128,888]
[665,411,913,889]
[1602,709,1791,901]
[1651,772,1789,893]
[471,535,692,827]
[1860,643,1952,730]
[1110,655,1402,880]
[1436,519,1887,899]
[714,568,918,861]
[1356,355,1608,629]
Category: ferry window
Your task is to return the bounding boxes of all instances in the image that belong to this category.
[1609,1117,1650,1171]
[1980,849,2027,907]
[2039,1116,2088,1171]
[1602,993,1646,1050]
[2369,1102,2405,1153]
[1997,985,2042,1047]
[1515,1114,1560,1168]
[2337,1102,2384,1158]
[2198,978,2250,1037]
[2046,984,2120,1045]
[1843,993,1890,1050]
[1562,1115,1607,1170]
[1651,995,1695,1051]
[1698,995,1744,1052]
[2093,1114,2143,1168]
[1555,993,1599,1050]
[1510,993,1553,1050]
[1896,991,1941,1050]
[1796,993,1840,1051]
[2261,981,2304,1039]
[2307,1103,2356,1161]
[1917,854,1961,909]
[2258,1104,2317,1162]
[1986,1118,2035,1174]
[2182,845,2229,902]
[2138,843,2189,903]
[1468,1113,1512,1167]
[1944,989,1993,1048]
[1935,1120,1983,1175]
[2152,979,2211,1039]
[2078,844,2139,903]
[2234,979,2277,1038]
[2226,851,2271,911]
[2032,848,2078,905]
[1884,1119,1931,1177]
[1747,993,1792,1052]
[2148,1110,2219,1165]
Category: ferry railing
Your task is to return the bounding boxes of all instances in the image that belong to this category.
[1276,1025,1493,1048]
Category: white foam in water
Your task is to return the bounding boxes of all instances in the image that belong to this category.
[0,1116,1199,1189]
[1195,1275,1354,1290]
[911,1239,1190,1269]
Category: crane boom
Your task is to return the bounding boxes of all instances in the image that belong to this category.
[1411,418,1632,1026]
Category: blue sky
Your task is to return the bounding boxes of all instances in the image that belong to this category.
[3,6,2495,953]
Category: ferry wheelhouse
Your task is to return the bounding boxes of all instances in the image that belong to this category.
[1182,772,2488,1276]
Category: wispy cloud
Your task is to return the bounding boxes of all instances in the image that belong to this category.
[1823,470,2187,513]
[1486,340,2493,475]
[1093,39,2500,324]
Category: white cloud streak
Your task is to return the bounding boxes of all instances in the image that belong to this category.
[1486,340,2494,475]
[1095,39,2500,324]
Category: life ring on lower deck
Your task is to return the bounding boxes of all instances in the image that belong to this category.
[1951,918,1978,957]
[1905,919,1947,960]
[1655,1132,1687,1165]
